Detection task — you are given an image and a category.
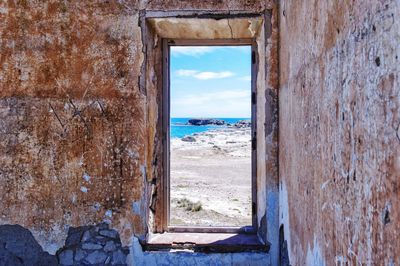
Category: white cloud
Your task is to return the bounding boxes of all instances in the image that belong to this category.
[238,75,251,81]
[194,71,234,80]
[171,89,251,118]
[171,46,216,56]
[175,69,234,80]
[175,69,198,77]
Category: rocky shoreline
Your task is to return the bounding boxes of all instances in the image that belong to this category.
[170,126,252,226]
[188,118,226,126]
[186,118,251,128]
[180,119,251,142]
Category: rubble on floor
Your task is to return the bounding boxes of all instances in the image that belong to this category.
[0,223,129,266]
[0,224,57,266]
[57,223,129,266]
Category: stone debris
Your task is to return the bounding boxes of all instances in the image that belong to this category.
[74,250,86,261]
[56,223,129,266]
[104,241,117,252]
[0,224,58,266]
[82,243,103,250]
[112,250,127,265]
[99,229,118,239]
[86,250,108,264]
[181,136,196,142]
[59,250,74,266]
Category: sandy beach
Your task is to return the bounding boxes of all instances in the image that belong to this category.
[170,126,252,227]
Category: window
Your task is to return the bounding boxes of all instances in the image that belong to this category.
[142,15,274,252]
[162,39,257,234]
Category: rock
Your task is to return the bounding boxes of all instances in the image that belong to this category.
[56,223,128,265]
[65,231,83,246]
[65,226,91,246]
[82,243,103,250]
[104,241,117,252]
[188,118,225,126]
[85,250,107,264]
[213,119,225,125]
[0,248,23,266]
[81,230,92,243]
[37,253,58,266]
[0,224,58,266]
[96,235,105,240]
[59,250,74,266]
[181,136,196,142]
[74,249,86,262]
[99,229,118,239]
[232,120,251,128]
[112,250,127,265]
[97,222,110,230]
[0,225,42,261]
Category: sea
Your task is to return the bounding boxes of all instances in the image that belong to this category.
[171,118,250,138]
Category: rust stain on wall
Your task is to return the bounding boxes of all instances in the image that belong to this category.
[279,0,399,264]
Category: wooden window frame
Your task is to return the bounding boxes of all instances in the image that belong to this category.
[161,38,258,234]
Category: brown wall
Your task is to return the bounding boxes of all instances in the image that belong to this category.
[5,0,398,263]
[279,0,400,264]
[0,0,278,253]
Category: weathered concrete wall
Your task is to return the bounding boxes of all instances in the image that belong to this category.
[263,5,280,266]
[0,0,278,260]
[0,1,146,252]
[279,0,399,264]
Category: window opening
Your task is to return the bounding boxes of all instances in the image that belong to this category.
[165,41,256,232]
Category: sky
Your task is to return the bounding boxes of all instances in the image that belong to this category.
[170,46,251,118]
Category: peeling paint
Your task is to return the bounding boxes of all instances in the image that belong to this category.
[105,210,113,218]
[83,173,91,182]
[132,201,141,215]
[306,237,326,266]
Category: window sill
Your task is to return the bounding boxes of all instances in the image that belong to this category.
[143,233,269,253]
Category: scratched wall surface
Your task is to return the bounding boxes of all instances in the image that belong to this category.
[279,0,399,264]
[0,0,276,254]
[0,1,147,252]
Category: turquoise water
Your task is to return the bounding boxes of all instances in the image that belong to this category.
[171,118,249,138]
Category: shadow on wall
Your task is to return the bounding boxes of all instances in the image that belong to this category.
[279,225,291,266]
